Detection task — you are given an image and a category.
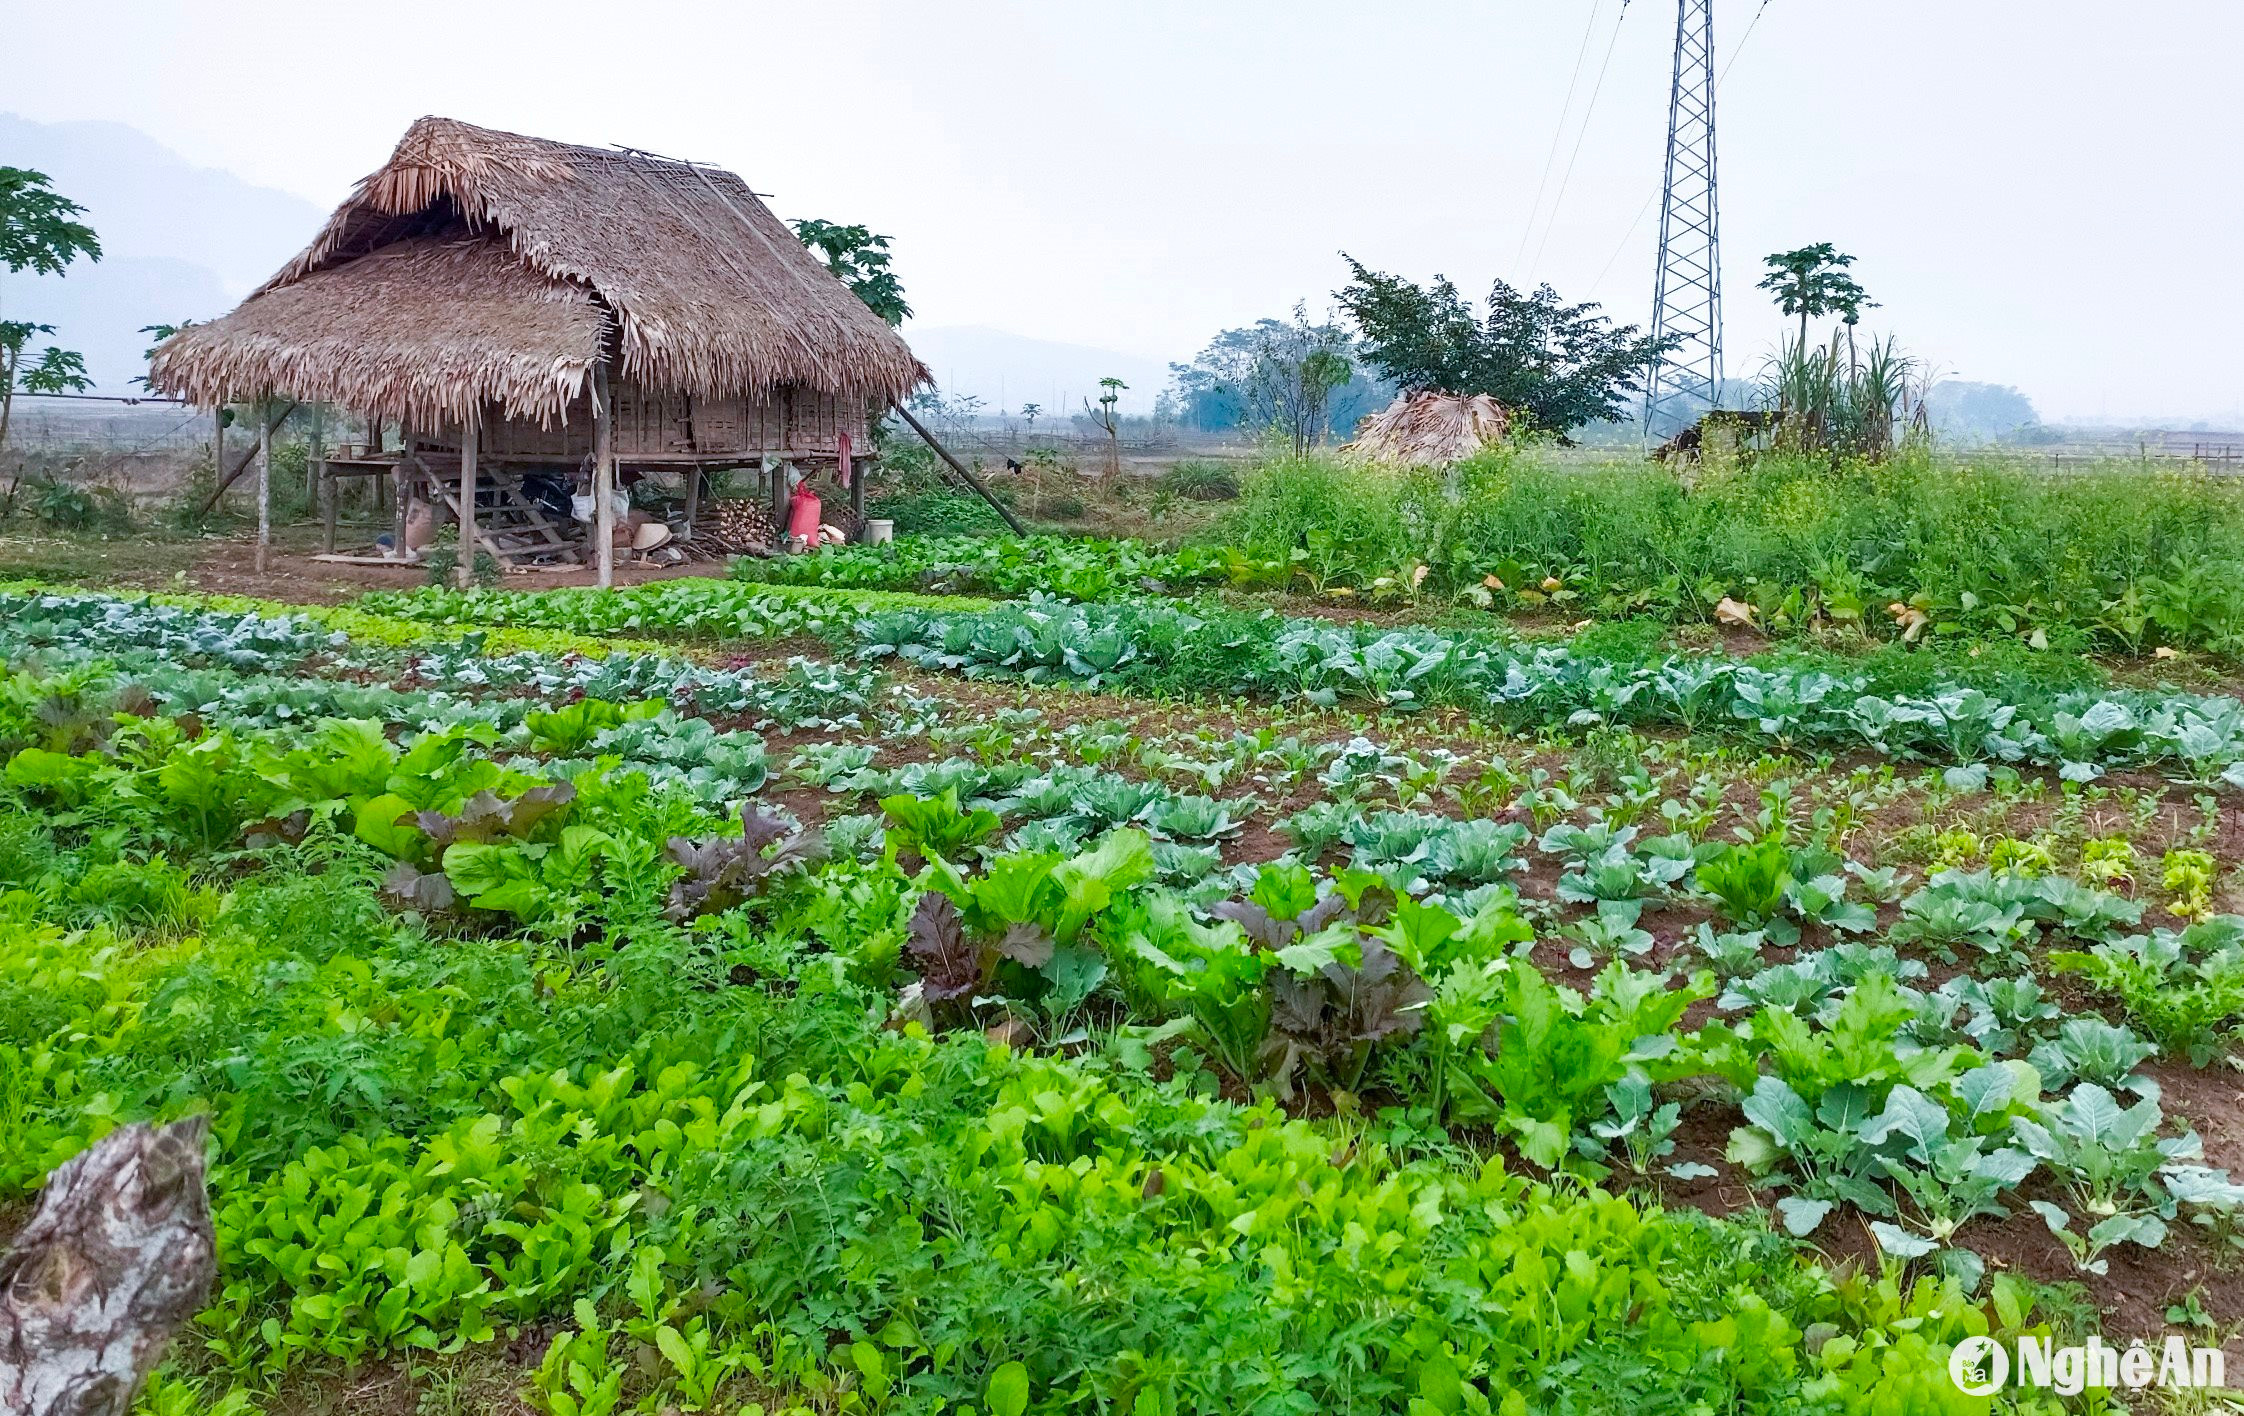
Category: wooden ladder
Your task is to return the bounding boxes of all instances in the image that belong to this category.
[428,469,581,566]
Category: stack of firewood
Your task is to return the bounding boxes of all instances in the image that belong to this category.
[701,499,779,554]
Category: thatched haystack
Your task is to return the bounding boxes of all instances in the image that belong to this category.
[152,116,928,429]
[1343,391,1511,467]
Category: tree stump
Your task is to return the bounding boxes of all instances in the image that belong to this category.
[0,1117,216,1416]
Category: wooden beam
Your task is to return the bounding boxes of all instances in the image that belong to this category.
[890,404,1027,535]
[592,362,615,589]
[457,419,478,588]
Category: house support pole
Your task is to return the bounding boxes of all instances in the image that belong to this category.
[390,423,409,560]
[457,419,478,589]
[211,408,225,517]
[592,363,616,589]
[311,408,331,553]
[191,402,300,522]
[254,414,271,575]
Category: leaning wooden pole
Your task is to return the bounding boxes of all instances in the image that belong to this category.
[0,1117,216,1416]
[457,419,478,589]
[592,363,616,589]
[191,402,300,522]
[890,404,1027,535]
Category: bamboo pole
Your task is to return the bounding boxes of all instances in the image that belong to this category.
[593,363,616,589]
[457,420,478,589]
[254,414,271,575]
[211,408,225,515]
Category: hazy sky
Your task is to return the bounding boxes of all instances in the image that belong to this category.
[7,1,2240,422]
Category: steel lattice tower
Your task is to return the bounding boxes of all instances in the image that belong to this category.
[1642,0,1723,442]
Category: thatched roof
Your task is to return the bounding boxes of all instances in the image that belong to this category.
[155,236,603,427]
[1343,391,1511,466]
[153,116,928,427]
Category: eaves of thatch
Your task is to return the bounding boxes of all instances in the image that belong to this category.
[152,116,929,428]
[153,235,603,428]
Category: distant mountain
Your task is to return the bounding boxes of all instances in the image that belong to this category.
[0,113,327,392]
[902,324,1173,417]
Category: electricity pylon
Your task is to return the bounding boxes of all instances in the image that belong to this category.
[1642,0,1723,443]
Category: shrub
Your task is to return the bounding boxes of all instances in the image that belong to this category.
[867,486,1010,536]
[1159,459,1241,502]
[1212,447,2244,656]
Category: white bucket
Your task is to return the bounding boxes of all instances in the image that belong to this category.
[864,518,895,545]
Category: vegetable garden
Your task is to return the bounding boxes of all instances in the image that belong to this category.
[8,506,2244,1412]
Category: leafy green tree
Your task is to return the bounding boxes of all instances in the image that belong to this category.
[0,167,99,276]
[1,167,102,467]
[1336,258,1671,438]
[1757,243,1871,351]
[1167,305,1378,453]
[1085,377,1127,475]
[0,322,92,510]
[1295,348,1354,456]
[792,218,910,325]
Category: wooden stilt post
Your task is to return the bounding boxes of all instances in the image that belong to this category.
[315,409,335,553]
[211,407,225,516]
[592,363,615,589]
[391,423,409,562]
[254,412,272,574]
[683,467,702,538]
[845,432,865,542]
[457,419,478,589]
[189,403,300,523]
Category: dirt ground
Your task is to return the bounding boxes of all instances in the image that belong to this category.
[0,525,740,603]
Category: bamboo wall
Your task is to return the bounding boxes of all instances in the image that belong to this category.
[436,381,873,462]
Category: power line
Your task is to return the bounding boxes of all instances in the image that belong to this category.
[12,391,187,405]
[1527,0,1635,280]
[1719,0,1775,87]
[1513,0,1606,270]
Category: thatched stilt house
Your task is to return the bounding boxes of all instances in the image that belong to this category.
[152,116,928,579]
